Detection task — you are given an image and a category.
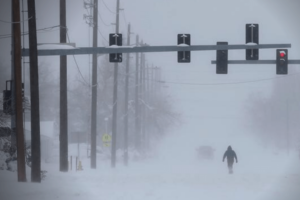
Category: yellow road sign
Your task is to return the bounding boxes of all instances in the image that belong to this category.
[102,133,111,143]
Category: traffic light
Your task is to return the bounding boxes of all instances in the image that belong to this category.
[109,33,122,62]
[3,80,12,114]
[177,34,190,63]
[245,24,259,60]
[22,83,24,99]
[3,90,12,114]
[216,42,228,74]
[276,49,288,74]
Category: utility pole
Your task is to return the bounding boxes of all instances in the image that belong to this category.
[59,0,68,172]
[124,23,131,166]
[134,35,140,152]
[27,0,41,182]
[139,52,144,150]
[286,99,289,155]
[111,0,120,168]
[13,0,26,182]
[11,0,16,152]
[90,0,98,169]
[141,53,146,151]
[145,64,150,150]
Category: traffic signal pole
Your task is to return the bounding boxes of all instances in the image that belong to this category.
[22,43,291,56]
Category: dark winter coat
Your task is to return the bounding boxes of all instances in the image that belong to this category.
[223,146,238,164]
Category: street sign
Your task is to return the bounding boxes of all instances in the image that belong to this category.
[177,34,191,63]
[102,133,111,143]
[109,33,122,62]
[246,24,259,60]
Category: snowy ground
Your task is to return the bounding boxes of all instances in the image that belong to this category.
[0,135,300,200]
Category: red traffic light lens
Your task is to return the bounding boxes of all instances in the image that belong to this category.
[280,52,285,57]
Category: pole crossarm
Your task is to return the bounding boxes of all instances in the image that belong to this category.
[22,43,291,56]
[211,60,300,64]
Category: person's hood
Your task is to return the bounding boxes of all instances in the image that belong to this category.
[227,146,232,150]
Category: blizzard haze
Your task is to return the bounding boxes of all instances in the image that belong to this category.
[0,0,300,200]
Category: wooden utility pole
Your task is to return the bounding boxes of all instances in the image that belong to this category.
[13,0,26,182]
[111,0,120,168]
[145,64,150,149]
[90,0,98,169]
[139,52,143,150]
[60,0,68,172]
[27,0,41,182]
[134,35,140,151]
[124,23,131,166]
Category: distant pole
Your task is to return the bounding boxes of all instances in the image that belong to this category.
[90,0,98,169]
[139,52,144,150]
[145,64,150,150]
[141,54,146,150]
[111,0,120,168]
[134,35,140,151]
[13,0,26,182]
[124,23,131,166]
[286,99,289,155]
[59,0,68,172]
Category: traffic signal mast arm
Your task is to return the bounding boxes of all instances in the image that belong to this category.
[211,60,300,64]
[22,43,291,57]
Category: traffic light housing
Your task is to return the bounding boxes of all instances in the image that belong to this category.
[177,34,190,63]
[3,90,12,114]
[216,42,228,74]
[245,24,259,60]
[109,33,122,63]
[3,80,12,114]
[276,49,288,74]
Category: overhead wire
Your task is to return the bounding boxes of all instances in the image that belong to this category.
[98,11,111,27]
[0,25,61,39]
[0,16,32,24]
[100,0,116,14]
[66,29,102,88]
[159,72,300,86]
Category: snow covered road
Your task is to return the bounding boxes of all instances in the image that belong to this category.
[1,150,299,200]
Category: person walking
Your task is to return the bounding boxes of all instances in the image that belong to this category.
[222,145,238,174]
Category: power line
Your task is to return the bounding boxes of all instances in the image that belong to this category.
[66,31,99,88]
[160,73,300,86]
[0,16,32,24]
[0,25,61,39]
[98,10,111,27]
[97,29,109,44]
[100,0,116,14]
[121,10,127,26]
